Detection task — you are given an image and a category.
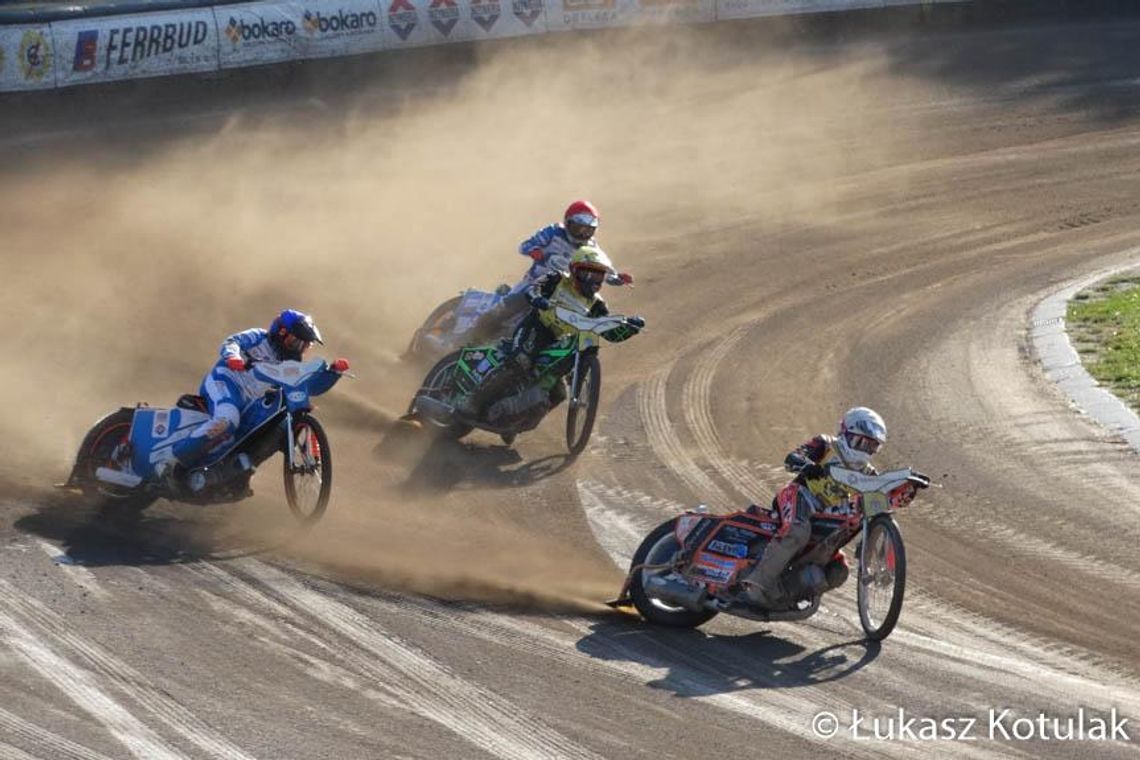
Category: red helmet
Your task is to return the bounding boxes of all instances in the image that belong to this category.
[563,200,599,245]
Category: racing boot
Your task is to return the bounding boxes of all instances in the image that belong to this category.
[547,377,568,410]
[739,523,810,608]
[160,433,215,496]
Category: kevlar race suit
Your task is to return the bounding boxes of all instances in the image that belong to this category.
[170,329,334,470]
[469,224,624,342]
[741,434,867,605]
[461,271,639,418]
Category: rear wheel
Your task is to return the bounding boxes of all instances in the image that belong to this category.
[283,415,333,525]
[629,519,718,628]
[857,515,907,641]
[74,409,155,514]
[566,353,601,457]
[412,350,473,439]
[405,296,462,358]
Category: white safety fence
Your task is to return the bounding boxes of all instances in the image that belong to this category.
[0,0,958,92]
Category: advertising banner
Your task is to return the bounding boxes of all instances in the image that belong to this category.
[217,0,384,67]
[52,9,219,87]
[384,0,544,48]
[716,0,886,21]
[0,25,56,91]
[546,0,710,30]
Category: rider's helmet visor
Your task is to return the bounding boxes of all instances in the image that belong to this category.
[574,268,607,287]
[845,432,881,455]
[566,220,597,243]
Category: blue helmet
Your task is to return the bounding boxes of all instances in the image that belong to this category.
[269,309,323,360]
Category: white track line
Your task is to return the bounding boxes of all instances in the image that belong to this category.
[209,560,604,760]
[0,580,255,760]
[0,706,117,760]
[0,610,185,760]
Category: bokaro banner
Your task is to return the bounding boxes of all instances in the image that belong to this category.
[0,26,56,90]
[52,10,218,87]
[219,0,384,68]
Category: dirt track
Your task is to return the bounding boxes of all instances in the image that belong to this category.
[2,14,1140,759]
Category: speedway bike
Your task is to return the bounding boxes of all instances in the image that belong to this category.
[405,306,642,455]
[62,359,347,524]
[608,464,931,641]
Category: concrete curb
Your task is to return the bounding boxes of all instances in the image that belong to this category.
[1030,256,1140,453]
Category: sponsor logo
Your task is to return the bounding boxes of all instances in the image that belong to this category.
[72,30,98,72]
[103,22,210,70]
[471,0,502,32]
[20,30,52,82]
[302,8,379,35]
[512,0,543,26]
[224,15,298,45]
[692,553,736,583]
[708,539,748,558]
[152,410,171,439]
[428,0,461,36]
[388,0,418,40]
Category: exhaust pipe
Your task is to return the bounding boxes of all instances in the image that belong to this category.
[414,395,456,425]
[95,467,142,489]
[645,575,708,611]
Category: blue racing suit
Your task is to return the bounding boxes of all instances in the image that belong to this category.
[171,329,286,468]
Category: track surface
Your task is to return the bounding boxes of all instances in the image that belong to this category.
[2,16,1140,760]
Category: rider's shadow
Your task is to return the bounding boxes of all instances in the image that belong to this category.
[13,496,287,567]
[395,436,574,494]
[576,618,880,696]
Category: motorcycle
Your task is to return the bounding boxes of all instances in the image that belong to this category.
[61,359,347,524]
[607,464,931,641]
[403,284,522,362]
[405,306,642,455]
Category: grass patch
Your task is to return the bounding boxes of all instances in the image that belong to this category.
[1067,273,1140,412]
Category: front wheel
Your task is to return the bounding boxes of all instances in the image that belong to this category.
[565,353,601,457]
[628,519,718,628]
[283,415,333,525]
[857,514,907,641]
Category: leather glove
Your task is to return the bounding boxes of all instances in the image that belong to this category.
[532,297,551,311]
[225,356,247,372]
[528,249,544,262]
[627,316,646,329]
[618,272,634,285]
[331,358,350,373]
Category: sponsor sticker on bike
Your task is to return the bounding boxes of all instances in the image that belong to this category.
[52,10,218,87]
[0,26,56,91]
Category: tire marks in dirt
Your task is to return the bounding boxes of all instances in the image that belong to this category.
[190,560,605,760]
[0,579,255,760]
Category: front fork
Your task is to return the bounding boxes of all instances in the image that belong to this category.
[284,411,297,471]
[567,351,582,407]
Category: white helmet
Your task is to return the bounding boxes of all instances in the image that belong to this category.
[836,407,887,468]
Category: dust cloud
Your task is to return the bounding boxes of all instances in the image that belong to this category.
[0,21,929,603]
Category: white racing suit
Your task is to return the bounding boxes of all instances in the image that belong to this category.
[470,224,622,341]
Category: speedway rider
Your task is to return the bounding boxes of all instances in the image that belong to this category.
[459,245,643,418]
[740,407,890,607]
[160,309,350,488]
[469,200,633,342]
